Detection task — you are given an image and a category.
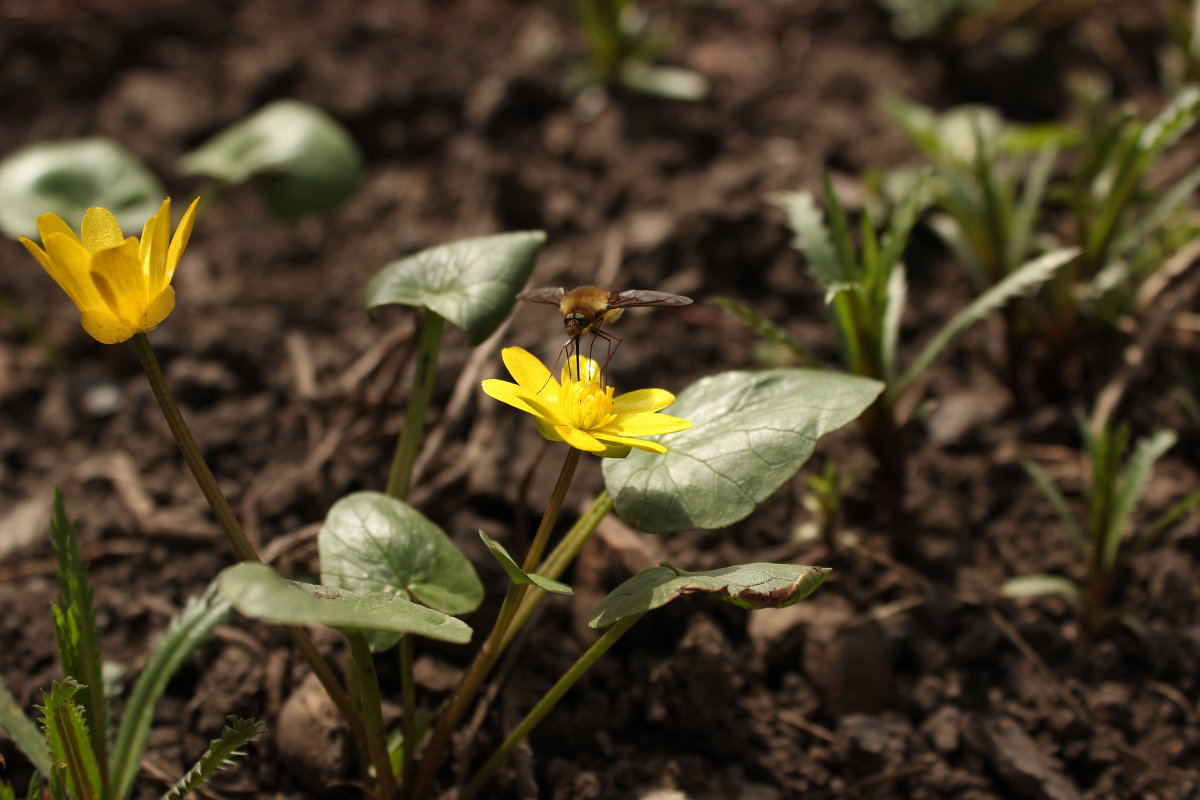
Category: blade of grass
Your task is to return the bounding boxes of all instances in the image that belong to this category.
[892,247,1077,400]
[109,587,232,800]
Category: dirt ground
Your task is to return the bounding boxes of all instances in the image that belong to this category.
[2,1,1200,798]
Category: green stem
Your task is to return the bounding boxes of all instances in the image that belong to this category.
[500,491,613,651]
[386,310,445,500]
[459,613,645,800]
[130,333,370,758]
[398,635,416,799]
[411,447,582,799]
[347,633,397,800]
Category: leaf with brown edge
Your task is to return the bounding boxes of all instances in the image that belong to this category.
[589,562,830,629]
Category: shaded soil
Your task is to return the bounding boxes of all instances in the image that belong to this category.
[2,1,1200,798]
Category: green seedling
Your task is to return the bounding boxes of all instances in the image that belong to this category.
[762,174,1074,533]
[1005,420,1200,638]
[570,0,707,104]
[0,491,262,800]
[1055,86,1200,337]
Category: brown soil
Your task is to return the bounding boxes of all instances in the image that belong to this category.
[2,1,1199,798]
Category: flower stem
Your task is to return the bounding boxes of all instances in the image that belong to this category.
[130,333,370,758]
[411,447,581,799]
[386,310,445,500]
[458,612,646,800]
[500,491,613,651]
[398,635,416,799]
[347,632,397,800]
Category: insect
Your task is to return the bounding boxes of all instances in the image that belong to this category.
[517,285,693,379]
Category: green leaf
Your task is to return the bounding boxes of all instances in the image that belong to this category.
[892,247,1078,400]
[1103,430,1176,571]
[1021,458,1086,560]
[217,563,471,644]
[0,138,164,241]
[365,231,546,345]
[180,100,362,223]
[109,585,232,800]
[1001,575,1082,606]
[590,562,830,628]
[48,489,107,782]
[478,531,573,596]
[319,492,483,650]
[771,190,854,300]
[709,296,816,366]
[0,675,52,775]
[603,369,884,532]
[38,681,101,800]
[159,717,264,800]
[320,492,483,612]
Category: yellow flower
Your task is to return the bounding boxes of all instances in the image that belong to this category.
[482,347,692,458]
[19,198,200,344]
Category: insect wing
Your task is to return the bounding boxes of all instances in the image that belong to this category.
[612,289,693,308]
[517,287,567,305]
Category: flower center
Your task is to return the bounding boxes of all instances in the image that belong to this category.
[564,381,617,431]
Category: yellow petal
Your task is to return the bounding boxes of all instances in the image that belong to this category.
[80,308,136,344]
[606,412,692,436]
[141,198,171,291]
[43,232,103,309]
[556,425,606,452]
[89,238,148,320]
[613,388,676,414]
[140,286,175,330]
[501,347,558,396]
[164,197,199,285]
[80,207,124,253]
[481,379,563,424]
[34,212,79,245]
[592,431,669,454]
[561,354,602,385]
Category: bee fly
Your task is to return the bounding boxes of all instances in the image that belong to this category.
[517,285,692,381]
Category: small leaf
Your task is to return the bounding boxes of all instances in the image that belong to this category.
[180,100,362,223]
[590,562,830,628]
[478,531,573,596]
[320,493,483,613]
[771,190,854,301]
[1001,575,1082,606]
[0,138,163,240]
[619,63,708,101]
[365,231,546,345]
[159,717,264,800]
[217,563,471,644]
[48,490,107,776]
[38,681,101,800]
[0,675,52,775]
[709,296,816,366]
[319,492,483,650]
[603,369,883,532]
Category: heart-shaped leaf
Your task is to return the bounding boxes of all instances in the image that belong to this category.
[0,138,164,240]
[217,563,471,644]
[590,562,830,629]
[365,231,546,345]
[180,100,362,223]
[603,369,883,532]
[479,531,572,596]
